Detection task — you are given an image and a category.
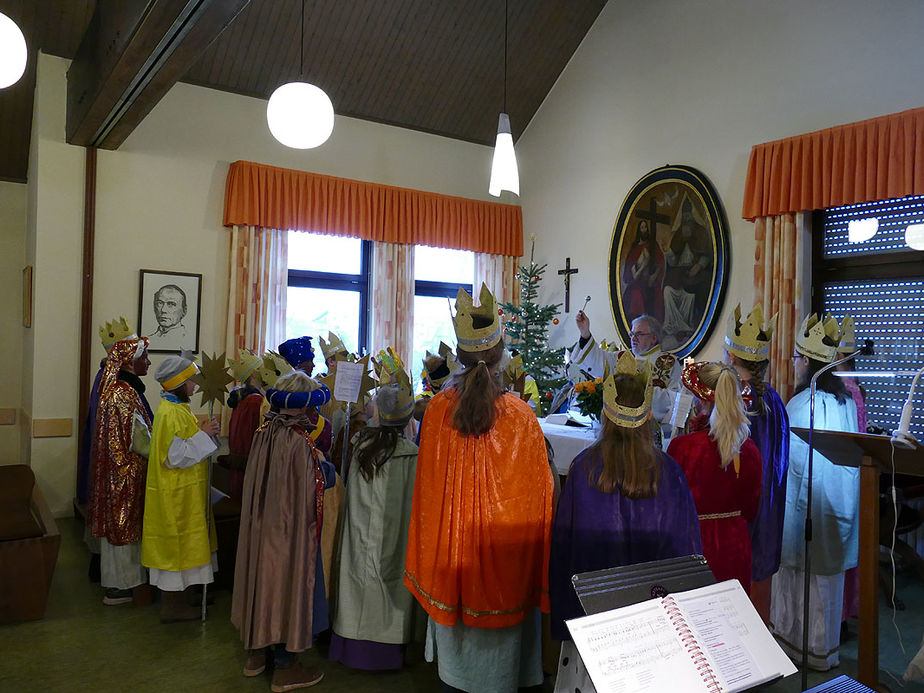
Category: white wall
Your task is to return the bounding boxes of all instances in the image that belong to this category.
[519,0,924,357]
[28,53,499,515]
[0,182,26,464]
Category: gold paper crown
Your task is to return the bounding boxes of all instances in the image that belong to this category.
[422,342,459,390]
[375,360,416,424]
[837,315,856,354]
[724,304,776,362]
[452,283,502,352]
[229,348,263,382]
[602,352,653,428]
[99,316,136,351]
[372,346,404,378]
[795,314,843,363]
[320,331,349,360]
[259,351,294,388]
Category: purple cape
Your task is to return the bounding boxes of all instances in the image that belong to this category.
[747,385,790,582]
[549,446,703,641]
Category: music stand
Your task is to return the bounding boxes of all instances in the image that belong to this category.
[573,554,715,615]
[792,428,924,691]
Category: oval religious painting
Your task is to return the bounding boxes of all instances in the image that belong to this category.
[608,165,729,358]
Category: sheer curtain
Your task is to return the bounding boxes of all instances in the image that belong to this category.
[370,242,415,368]
[225,224,288,362]
[473,253,520,305]
[752,212,810,401]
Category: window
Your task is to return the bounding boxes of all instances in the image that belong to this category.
[412,246,474,391]
[813,195,924,437]
[286,232,370,355]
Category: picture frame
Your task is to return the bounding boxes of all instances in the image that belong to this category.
[608,165,730,358]
[138,269,202,353]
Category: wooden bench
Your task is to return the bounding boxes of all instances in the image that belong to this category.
[0,465,61,622]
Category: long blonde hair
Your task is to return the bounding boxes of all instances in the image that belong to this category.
[698,362,750,468]
[590,374,659,499]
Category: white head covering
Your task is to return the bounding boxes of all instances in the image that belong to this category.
[155,355,198,390]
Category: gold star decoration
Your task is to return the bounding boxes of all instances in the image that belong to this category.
[191,352,234,411]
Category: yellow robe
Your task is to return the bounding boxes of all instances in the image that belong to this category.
[141,399,216,571]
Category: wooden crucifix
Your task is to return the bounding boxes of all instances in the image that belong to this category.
[557,257,579,312]
[635,197,671,239]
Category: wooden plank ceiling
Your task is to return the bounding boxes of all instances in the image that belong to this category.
[0,0,606,183]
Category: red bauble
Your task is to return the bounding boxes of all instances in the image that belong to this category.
[497,308,503,315]
[552,318,559,325]
[545,391,553,399]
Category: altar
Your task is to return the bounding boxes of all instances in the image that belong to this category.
[539,416,598,475]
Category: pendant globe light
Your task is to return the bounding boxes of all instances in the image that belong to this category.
[0,12,27,89]
[266,0,334,149]
[488,0,519,197]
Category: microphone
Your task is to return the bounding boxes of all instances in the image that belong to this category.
[860,339,874,356]
[892,362,924,450]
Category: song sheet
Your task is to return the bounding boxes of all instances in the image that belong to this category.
[566,599,711,692]
[333,360,365,403]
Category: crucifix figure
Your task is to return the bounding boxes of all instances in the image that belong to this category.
[635,197,671,239]
[558,257,579,312]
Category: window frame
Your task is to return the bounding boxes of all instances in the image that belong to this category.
[287,237,372,354]
[811,210,924,313]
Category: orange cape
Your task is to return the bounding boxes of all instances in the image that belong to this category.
[404,390,553,628]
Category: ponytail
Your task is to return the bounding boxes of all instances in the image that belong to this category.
[701,364,749,468]
[734,357,769,415]
[449,342,506,437]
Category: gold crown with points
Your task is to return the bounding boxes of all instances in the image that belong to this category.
[795,314,843,363]
[452,283,502,352]
[99,316,136,351]
[375,360,415,424]
[602,352,653,428]
[724,304,776,362]
[229,349,263,382]
[259,351,294,388]
[422,342,459,390]
[319,331,349,360]
[837,315,857,354]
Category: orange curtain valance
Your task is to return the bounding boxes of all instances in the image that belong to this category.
[223,160,523,256]
[742,106,924,221]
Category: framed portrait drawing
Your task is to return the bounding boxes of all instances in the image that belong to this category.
[138,269,202,353]
[608,166,730,358]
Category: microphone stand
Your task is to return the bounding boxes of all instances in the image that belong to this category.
[800,341,870,688]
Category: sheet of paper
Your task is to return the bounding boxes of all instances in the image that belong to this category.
[333,360,365,403]
[670,390,694,428]
[567,599,709,693]
[672,581,797,692]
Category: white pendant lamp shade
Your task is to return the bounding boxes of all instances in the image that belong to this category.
[489,113,519,197]
[266,81,334,149]
[0,12,27,89]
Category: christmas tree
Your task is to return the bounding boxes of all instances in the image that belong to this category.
[500,240,567,415]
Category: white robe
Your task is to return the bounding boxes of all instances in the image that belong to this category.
[771,388,859,670]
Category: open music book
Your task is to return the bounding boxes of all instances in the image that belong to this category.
[566,579,796,693]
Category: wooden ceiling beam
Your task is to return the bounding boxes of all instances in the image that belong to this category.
[66,0,250,149]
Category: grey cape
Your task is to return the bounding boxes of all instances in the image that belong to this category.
[231,412,322,651]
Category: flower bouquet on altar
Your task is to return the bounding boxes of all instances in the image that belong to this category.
[572,377,603,422]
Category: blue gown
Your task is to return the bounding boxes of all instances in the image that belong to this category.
[748,385,791,582]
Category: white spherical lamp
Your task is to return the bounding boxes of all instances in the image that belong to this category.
[0,12,28,89]
[266,81,334,149]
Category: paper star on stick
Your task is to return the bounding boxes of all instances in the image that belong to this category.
[319,352,376,410]
[191,352,234,410]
